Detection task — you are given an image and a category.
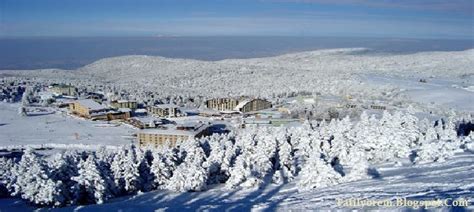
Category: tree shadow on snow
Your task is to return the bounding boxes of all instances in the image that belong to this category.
[164,181,292,211]
[108,181,294,211]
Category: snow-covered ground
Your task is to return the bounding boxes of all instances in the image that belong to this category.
[3,48,472,101]
[361,74,474,112]
[1,48,473,210]
[82,153,474,211]
[1,152,472,211]
[0,103,135,148]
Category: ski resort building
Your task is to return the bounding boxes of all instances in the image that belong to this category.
[137,122,210,147]
[69,99,108,118]
[110,100,138,110]
[91,110,130,121]
[370,105,387,110]
[198,108,221,117]
[69,99,130,120]
[234,98,272,113]
[147,104,178,117]
[206,98,240,112]
[50,84,77,96]
[126,116,171,129]
[206,97,272,113]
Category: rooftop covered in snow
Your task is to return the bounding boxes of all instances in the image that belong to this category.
[139,122,210,137]
[149,104,178,109]
[75,99,107,111]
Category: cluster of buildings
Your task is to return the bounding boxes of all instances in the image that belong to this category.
[63,87,276,147]
[43,84,392,148]
[52,85,393,148]
[14,82,393,149]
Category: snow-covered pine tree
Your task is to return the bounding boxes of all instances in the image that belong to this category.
[273,128,296,184]
[292,123,322,174]
[110,145,141,195]
[341,150,371,182]
[150,147,180,189]
[20,86,33,106]
[202,135,226,185]
[225,151,253,189]
[225,128,259,189]
[137,149,154,192]
[226,127,278,189]
[122,145,141,194]
[72,154,111,204]
[12,148,66,206]
[252,128,278,187]
[297,153,342,190]
[48,151,81,205]
[167,140,208,192]
[439,116,458,141]
[95,147,119,196]
[220,134,238,179]
[0,157,15,197]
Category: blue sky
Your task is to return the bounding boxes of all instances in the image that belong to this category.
[0,0,472,39]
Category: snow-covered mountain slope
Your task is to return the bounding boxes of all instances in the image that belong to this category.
[3,48,473,99]
[3,152,471,211]
[75,48,474,82]
[77,48,474,77]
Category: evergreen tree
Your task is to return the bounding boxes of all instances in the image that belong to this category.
[167,140,208,192]
[48,152,81,205]
[72,155,110,204]
[110,145,141,195]
[12,149,66,206]
[0,157,15,197]
[150,147,180,189]
[137,149,154,192]
[297,153,342,190]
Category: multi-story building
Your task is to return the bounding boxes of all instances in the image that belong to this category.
[50,84,77,96]
[69,99,108,118]
[85,92,106,103]
[147,104,178,117]
[206,97,273,113]
[92,110,130,121]
[110,100,138,110]
[234,98,272,113]
[205,98,240,112]
[370,105,387,110]
[137,122,210,148]
[69,99,130,120]
[127,117,165,129]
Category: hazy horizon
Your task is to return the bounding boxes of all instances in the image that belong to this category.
[2,0,472,70]
[1,36,473,70]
